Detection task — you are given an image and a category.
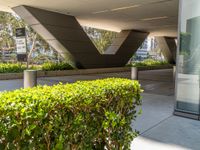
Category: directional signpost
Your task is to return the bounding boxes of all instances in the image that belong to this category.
[16,28,37,88]
[16,28,27,62]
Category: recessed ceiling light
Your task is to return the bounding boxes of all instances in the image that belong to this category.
[92,4,140,14]
[148,0,173,5]
[111,5,141,11]
[141,16,168,21]
[92,10,109,14]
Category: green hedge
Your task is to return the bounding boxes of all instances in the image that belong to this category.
[129,59,169,67]
[0,78,142,150]
[0,62,74,73]
[0,63,26,73]
[41,62,73,71]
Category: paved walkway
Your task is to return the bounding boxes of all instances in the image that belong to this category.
[132,93,200,150]
[0,69,199,149]
[0,69,174,96]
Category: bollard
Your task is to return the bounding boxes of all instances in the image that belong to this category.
[24,70,37,88]
[173,66,176,82]
[131,67,138,80]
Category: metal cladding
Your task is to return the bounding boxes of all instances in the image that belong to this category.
[13,5,149,69]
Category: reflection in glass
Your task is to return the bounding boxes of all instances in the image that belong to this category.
[176,0,200,114]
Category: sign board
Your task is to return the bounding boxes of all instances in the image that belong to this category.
[16,38,26,54]
[16,28,26,37]
[16,28,27,61]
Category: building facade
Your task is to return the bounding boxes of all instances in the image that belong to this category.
[175,0,200,119]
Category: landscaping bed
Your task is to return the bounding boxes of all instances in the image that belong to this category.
[130,59,169,67]
[0,62,74,74]
[0,60,173,80]
[137,64,173,71]
[0,67,131,80]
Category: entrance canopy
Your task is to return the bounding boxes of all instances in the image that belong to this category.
[0,0,179,36]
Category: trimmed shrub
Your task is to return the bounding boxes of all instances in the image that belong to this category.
[0,63,26,73]
[0,78,142,150]
[42,62,73,71]
[0,62,74,74]
[130,59,169,67]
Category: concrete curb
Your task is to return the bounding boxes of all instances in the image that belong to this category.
[0,65,173,80]
[137,65,173,71]
[0,67,131,80]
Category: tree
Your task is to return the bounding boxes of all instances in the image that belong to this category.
[0,12,22,62]
[0,11,61,66]
[0,11,118,66]
[83,27,117,53]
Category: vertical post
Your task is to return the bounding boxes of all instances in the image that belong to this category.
[24,70,37,88]
[131,67,138,80]
[173,65,176,83]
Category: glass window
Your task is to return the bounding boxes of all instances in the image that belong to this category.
[176,0,200,114]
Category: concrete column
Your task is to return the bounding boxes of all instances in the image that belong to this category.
[24,70,37,88]
[155,37,177,64]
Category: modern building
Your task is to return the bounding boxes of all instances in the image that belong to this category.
[136,37,158,60]
[175,0,200,120]
[1,0,200,120]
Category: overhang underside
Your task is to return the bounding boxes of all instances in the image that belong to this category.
[0,0,179,37]
[13,5,149,69]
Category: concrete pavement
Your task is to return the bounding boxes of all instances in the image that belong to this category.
[0,69,174,95]
[131,93,200,150]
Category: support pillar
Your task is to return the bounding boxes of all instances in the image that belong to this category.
[13,5,149,69]
[155,36,177,64]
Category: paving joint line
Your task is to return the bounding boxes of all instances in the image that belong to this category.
[139,115,174,135]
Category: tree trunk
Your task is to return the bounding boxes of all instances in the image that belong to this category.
[27,34,37,68]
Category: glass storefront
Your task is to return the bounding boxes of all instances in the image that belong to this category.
[176,0,200,116]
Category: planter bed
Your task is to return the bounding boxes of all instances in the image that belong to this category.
[0,65,173,80]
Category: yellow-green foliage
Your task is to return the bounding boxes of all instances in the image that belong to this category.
[0,78,142,150]
[131,59,168,67]
[0,63,26,73]
[41,62,73,71]
[0,62,74,73]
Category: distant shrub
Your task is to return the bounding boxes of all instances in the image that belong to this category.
[41,62,73,71]
[0,62,74,73]
[130,59,169,67]
[0,78,142,150]
[0,63,26,73]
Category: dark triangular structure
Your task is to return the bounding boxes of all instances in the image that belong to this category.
[13,5,149,68]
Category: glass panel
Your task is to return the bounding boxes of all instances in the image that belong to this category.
[176,0,200,114]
